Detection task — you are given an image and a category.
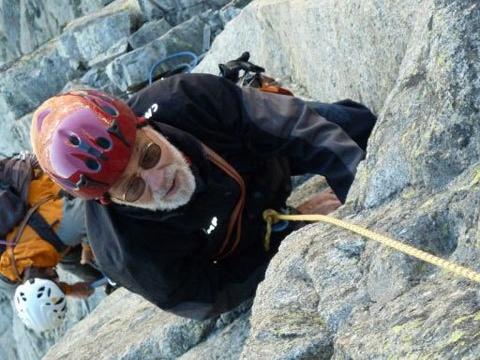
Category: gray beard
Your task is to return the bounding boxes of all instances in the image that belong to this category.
[149,165,196,211]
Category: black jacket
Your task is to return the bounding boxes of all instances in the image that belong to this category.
[86,74,374,319]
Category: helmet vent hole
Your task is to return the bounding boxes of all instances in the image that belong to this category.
[69,135,81,146]
[47,288,51,297]
[96,137,111,150]
[107,120,130,147]
[54,297,65,305]
[87,93,119,117]
[85,158,100,171]
[100,103,118,117]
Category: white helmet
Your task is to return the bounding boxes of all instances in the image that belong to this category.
[14,278,67,332]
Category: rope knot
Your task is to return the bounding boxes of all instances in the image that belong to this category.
[262,209,281,252]
[263,209,280,224]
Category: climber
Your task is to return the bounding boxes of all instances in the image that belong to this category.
[30,71,376,320]
[0,153,102,332]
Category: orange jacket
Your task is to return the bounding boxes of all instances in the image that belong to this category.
[0,174,63,282]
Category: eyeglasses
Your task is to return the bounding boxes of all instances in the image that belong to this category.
[122,142,162,202]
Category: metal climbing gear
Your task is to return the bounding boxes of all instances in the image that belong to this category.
[219,52,293,96]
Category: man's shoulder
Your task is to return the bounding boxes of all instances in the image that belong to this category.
[128,73,223,104]
[160,72,223,85]
[126,73,232,126]
[127,74,218,118]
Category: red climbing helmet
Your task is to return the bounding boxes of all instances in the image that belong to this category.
[31,90,141,200]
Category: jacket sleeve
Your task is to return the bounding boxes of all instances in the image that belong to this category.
[235,84,365,202]
[128,74,365,202]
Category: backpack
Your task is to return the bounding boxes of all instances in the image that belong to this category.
[0,154,34,240]
[0,154,67,258]
[218,52,294,96]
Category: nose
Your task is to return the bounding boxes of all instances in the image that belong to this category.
[142,167,166,193]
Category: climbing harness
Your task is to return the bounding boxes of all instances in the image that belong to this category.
[263,209,480,283]
[7,194,62,281]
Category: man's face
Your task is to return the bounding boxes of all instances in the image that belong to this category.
[109,126,196,211]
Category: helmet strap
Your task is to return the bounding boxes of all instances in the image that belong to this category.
[136,116,149,128]
[99,193,111,205]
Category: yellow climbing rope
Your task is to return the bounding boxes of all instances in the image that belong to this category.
[263,209,480,283]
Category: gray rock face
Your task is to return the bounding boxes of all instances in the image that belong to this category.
[334,279,480,359]
[179,309,251,360]
[137,0,232,25]
[106,15,208,92]
[351,0,480,211]
[0,112,34,157]
[0,39,81,126]
[0,0,114,66]
[129,18,172,49]
[43,289,251,360]
[18,0,107,56]
[87,38,130,68]
[106,4,243,93]
[0,294,18,360]
[58,1,141,63]
[81,68,125,96]
[0,0,22,67]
